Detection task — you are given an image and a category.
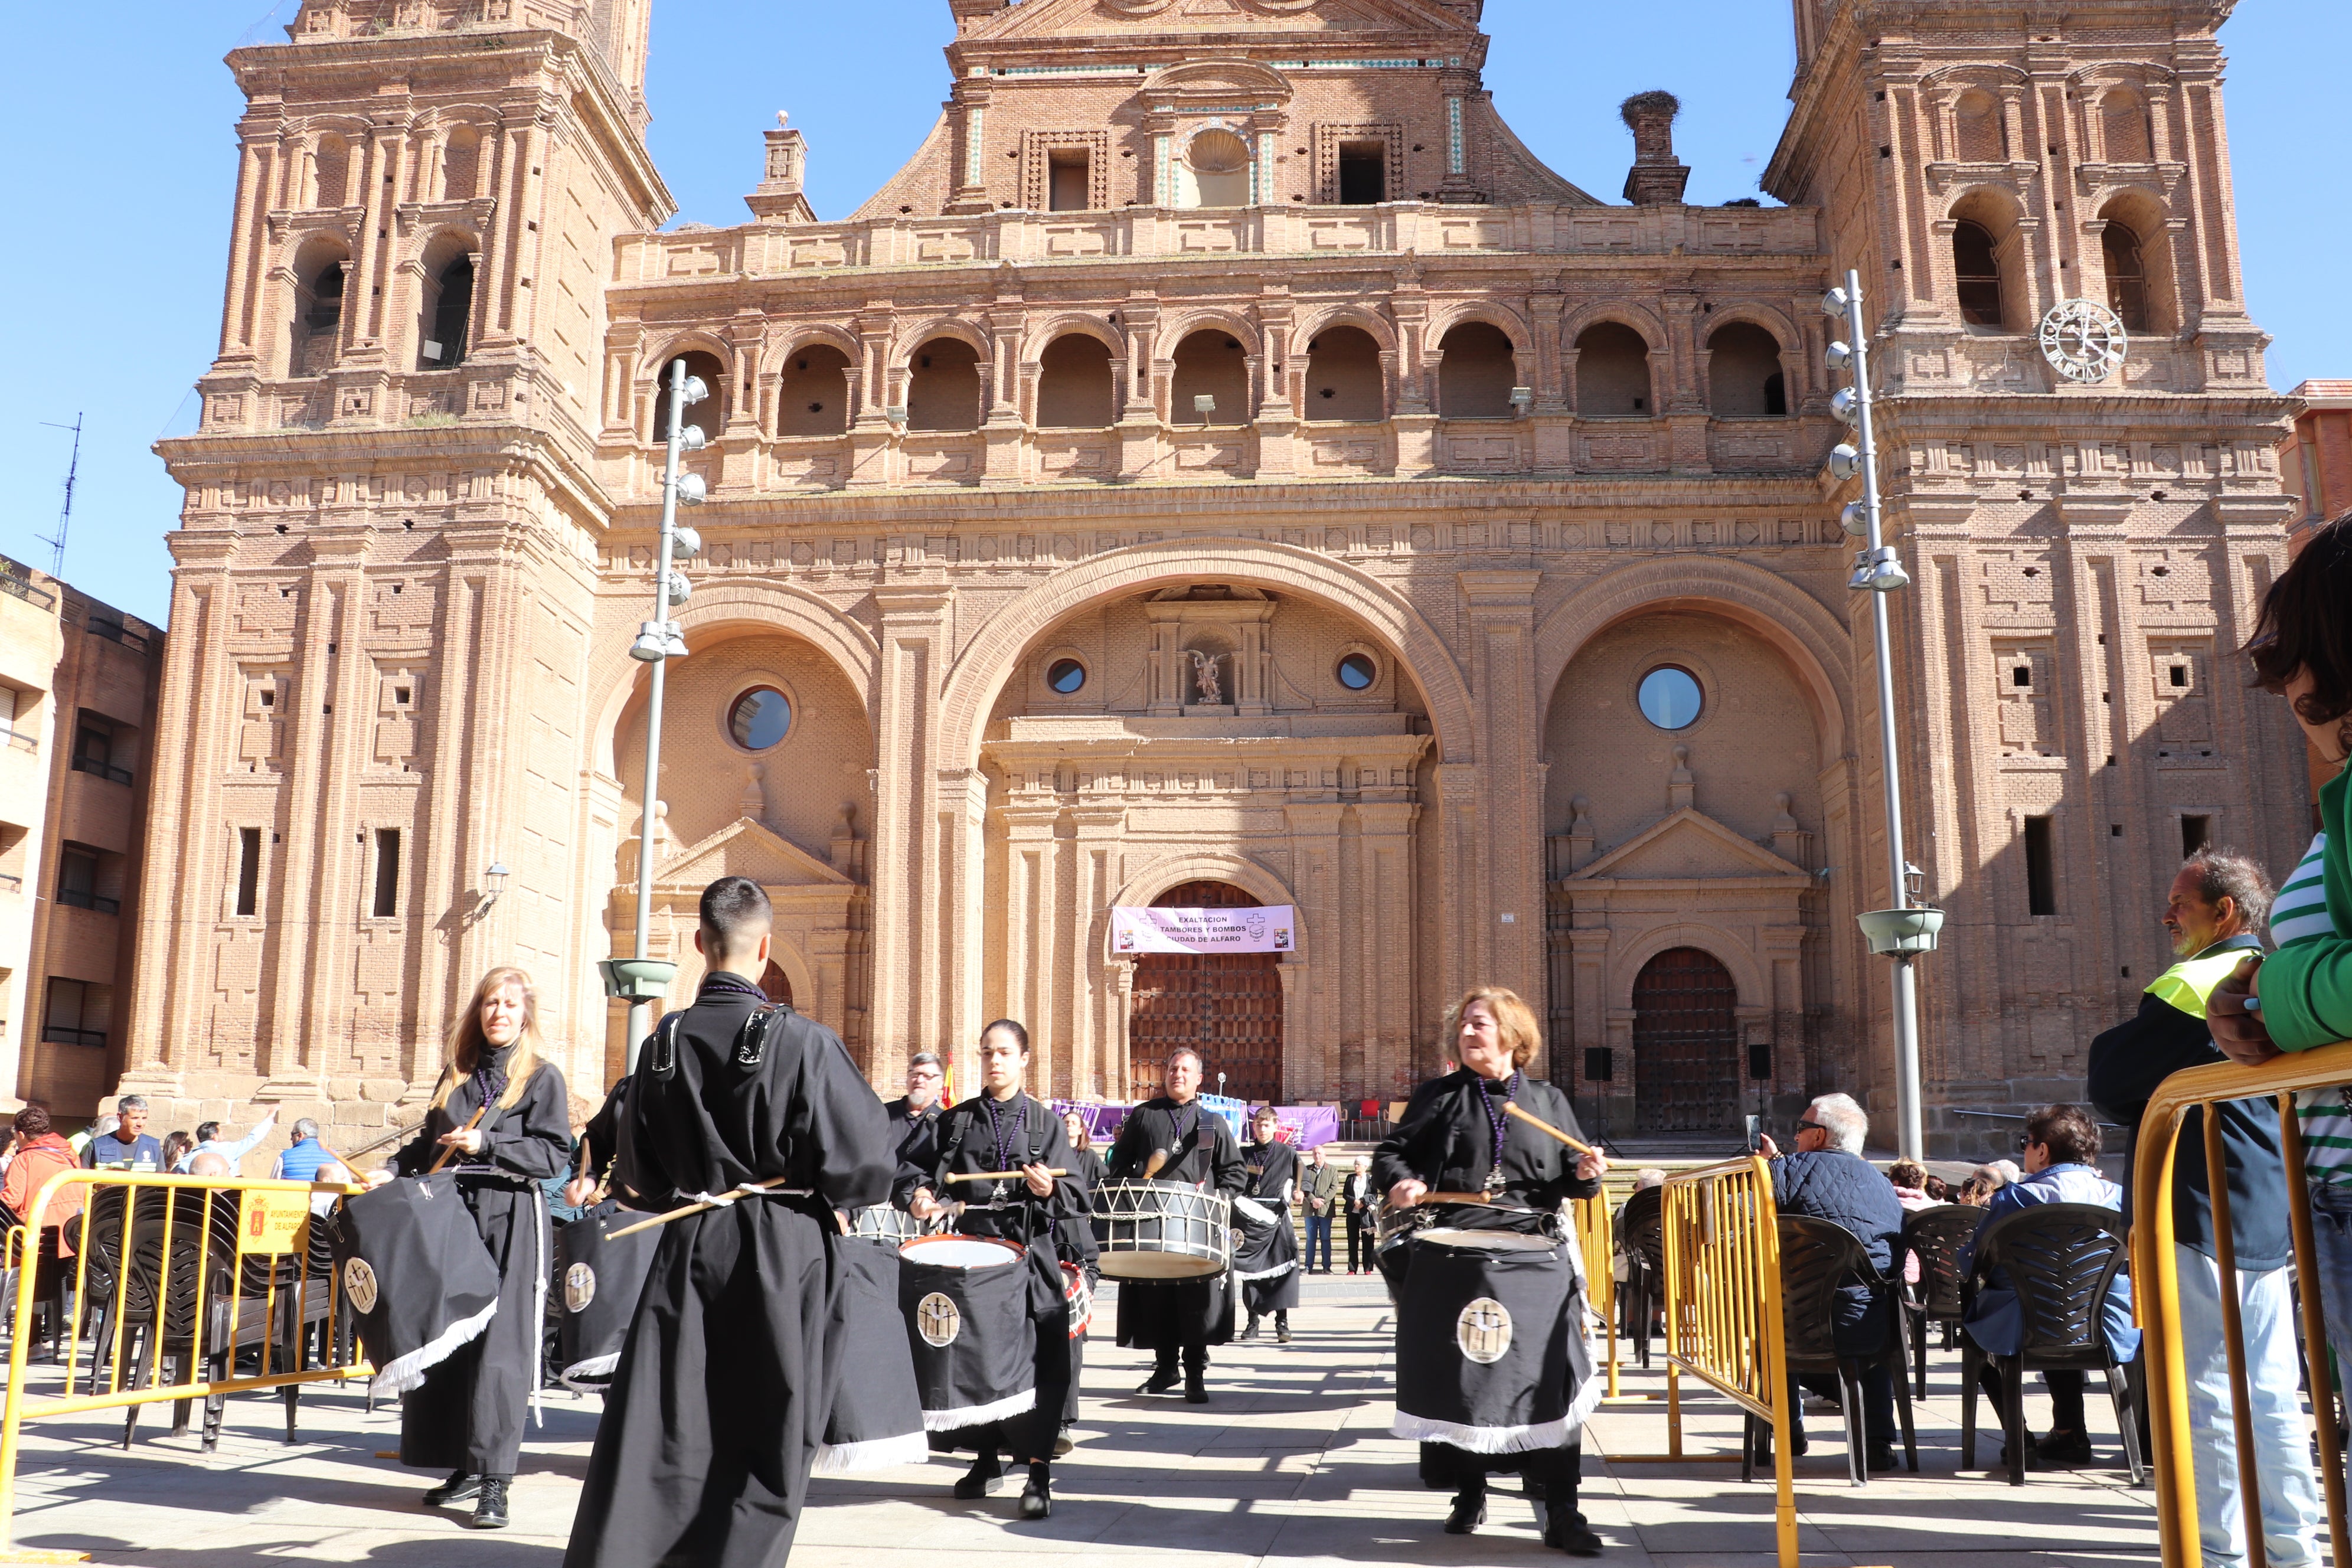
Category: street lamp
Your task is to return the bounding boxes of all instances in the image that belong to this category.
[1822,271,1941,1162]
[604,358,710,1067]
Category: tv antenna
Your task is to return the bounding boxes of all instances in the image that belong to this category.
[38,414,83,579]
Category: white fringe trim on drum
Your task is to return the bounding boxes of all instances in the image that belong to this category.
[558,1353,621,1391]
[373,1299,500,1399]
[1391,1410,1576,1455]
[1233,1259,1298,1283]
[921,1389,1037,1433]
[811,1429,931,1475]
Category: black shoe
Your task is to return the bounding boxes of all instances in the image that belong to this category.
[1544,1511,1605,1556]
[423,1471,479,1507]
[468,1476,509,1530]
[1866,1446,1900,1474]
[1052,1427,1074,1458]
[953,1452,1004,1499]
[1749,1424,1808,1465]
[2036,1427,2093,1465]
[1019,1464,1053,1519]
[1443,1491,1487,1535]
[1275,1316,1291,1344]
[1240,1317,1261,1341]
[1184,1370,1208,1404]
[1138,1366,1180,1396]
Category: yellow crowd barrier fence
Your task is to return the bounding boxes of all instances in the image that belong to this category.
[2134,1038,2352,1568]
[1572,1190,1621,1400]
[0,1167,373,1563]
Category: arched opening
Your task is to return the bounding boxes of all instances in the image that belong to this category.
[1436,322,1518,420]
[1035,334,1115,429]
[442,126,481,202]
[289,240,349,378]
[312,133,351,209]
[1954,90,2006,162]
[776,344,851,437]
[1952,218,2007,328]
[1574,322,1653,419]
[759,959,794,1005]
[417,244,476,370]
[1177,128,1252,209]
[2102,220,2149,334]
[2102,88,2153,162]
[658,349,729,444]
[1171,330,1249,426]
[1632,948,1740,1133]
[1706,322,1788,418]
[1128,880,1282,1103]
[906,337,982,433]
[1302,326,1384,422]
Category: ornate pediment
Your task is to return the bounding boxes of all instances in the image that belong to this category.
[1569,808,1809,884]
[656,816,851,890]
[974,0,1478,44]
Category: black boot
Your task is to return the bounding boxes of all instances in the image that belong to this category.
[1543,1505,1603,1556]
[1240,1315,1261,1341]
[1443,1487,1487,1535]
[953,1449,1005,1498]
[468,1476,510,1530]
[1275,1312,1291,1344]
[1138,1357,1180,1396]
[422,1471,479,1507]
[1019,1462,1053,1519]
[1183,1349,1208,1404]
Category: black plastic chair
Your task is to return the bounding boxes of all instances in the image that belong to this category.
[1752,1213,1918,1485]
[1902,1205,1984,1399]
[1615,1186,1664,1370]
[1957,1201,2144,1488]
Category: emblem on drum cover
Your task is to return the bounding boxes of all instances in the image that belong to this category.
[917,1291,962,1348]
[1456,1296,1513,1364]
[344,1257,380,1316]
[566,1262,597,1314]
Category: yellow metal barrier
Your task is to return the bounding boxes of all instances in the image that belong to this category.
[1572,1191,1621,1400]
[2134,1039,2352,1568]
[0,1167,372,1563]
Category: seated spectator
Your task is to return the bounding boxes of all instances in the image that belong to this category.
[68,1112,113,1160]
[186,1151,233,1179]
[308,1161,352,1217]
[1886,1159,1938,1213]
[1954,1174,1996,1207]
[159,1131,193,1173]
[1755,1092,1904,1470]
[1923,1174,1952,1203]
[80,1097,162,1172]
[174,1109,278,1174]
[1634,1168,1667,1191]
[1960,1104,2139,1466]
[0,1108,85,1245]
[272,1118,338,1182]
[1974,1158,2024,1190]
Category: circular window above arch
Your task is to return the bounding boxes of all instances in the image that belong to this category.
[727,685,793,751]
[1046,658,1087,695]
[1636,667,1704,731]
[1335,651,1378,691]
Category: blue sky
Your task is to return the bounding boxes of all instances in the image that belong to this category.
[3,0,2343,625]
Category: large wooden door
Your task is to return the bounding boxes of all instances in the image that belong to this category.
[1128,880,1284,1103]
[1632,948,1740,1134]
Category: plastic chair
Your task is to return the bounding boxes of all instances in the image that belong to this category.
[1753,1213,1919,1486]
[1957,1201,2144,1488]
[1902,1205,1984,1399]
[1614,1185,1664,1370]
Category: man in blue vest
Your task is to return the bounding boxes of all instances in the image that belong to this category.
[2089,850,2321,1567]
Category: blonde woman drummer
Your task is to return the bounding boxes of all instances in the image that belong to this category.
[370,966,573,1530]
[1373,986,1609,1556]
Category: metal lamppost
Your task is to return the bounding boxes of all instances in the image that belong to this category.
[1823,270,1943,1162]
[598,358,711,1069]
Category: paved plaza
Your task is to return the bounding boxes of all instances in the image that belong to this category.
[0,1280,2157,1567]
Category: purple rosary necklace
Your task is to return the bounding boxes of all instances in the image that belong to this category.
[1478,1072,1520,1195]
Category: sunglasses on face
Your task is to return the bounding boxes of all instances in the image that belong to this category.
[1796,1119,1824,1134]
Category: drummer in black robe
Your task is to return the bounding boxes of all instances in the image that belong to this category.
[564,877,895,1568]
[906,1020,1090,1518]
[1373,986,1609,1557]
[371,965,574,1531]
[1235,1106,1303,1342]
[1055,1110,1108,1453]
[884,1051,946,1196]
[1106,1046,1246,1403]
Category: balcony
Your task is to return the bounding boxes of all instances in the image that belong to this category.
[70,756,132,786]
[0,576,56,611]
[56,887,119,916]
[83,619,151,656]
[40,1025,104,1048]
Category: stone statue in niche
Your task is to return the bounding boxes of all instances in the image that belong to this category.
[1189,649,1226,705]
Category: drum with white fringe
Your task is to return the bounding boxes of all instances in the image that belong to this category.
[897,1234,1035,1432]
[554,1203,659,1390]
[814,1232,929,1474]
[1391,1228,1599,1454]
[323,1174,501,1397]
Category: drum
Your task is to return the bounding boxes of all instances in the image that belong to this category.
[1092,1181,1233,1280]
[898,1234,1035,1431]
[322,1174,500,1397]
[847,1204,923,1247]
[814,1235,928,1474]
[1391,1229,1591,1453]
[1060,1260,1092,1340]
[554,1203,659,1390]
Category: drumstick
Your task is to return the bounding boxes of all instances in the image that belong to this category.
[605,1175,798,1240]
[1504,1101,1598,1158]
[424,1106,491,1175]
[1143,1148,1171,1179]
[944,1168,1070,1184]
[1415,1191,1500,1207]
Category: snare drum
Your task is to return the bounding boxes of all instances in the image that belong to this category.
[1393,1227,1590,1453]
[897,1234,1035,1431]
[847,1203,924,1247]
[1092,1180,1233,1280]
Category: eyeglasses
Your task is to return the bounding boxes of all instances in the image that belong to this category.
[2018,1135,2045,1153]
[1796,1119,1824,1134]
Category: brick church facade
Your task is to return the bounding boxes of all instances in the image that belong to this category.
[135,0,2302,1153]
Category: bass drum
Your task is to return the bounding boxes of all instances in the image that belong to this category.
[1391,1227,1598,1453]
[846,1204,926,1247]
[554,1202,660,1390]
[897,1234,1035,1432]
[1092,1180,1233,1280]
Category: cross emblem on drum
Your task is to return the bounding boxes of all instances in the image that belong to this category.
[1456,1296,1514,1364]
[917,1291,962,1348]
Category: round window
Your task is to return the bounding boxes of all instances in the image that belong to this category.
[1046,658,1087,695]
[1636,667,1704,731]
[727,687,792,750]
[1336,652,1378,691]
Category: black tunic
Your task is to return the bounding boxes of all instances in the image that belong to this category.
[883,1096,945,1211]
[1373,1069,1600,1496]
[563,976,894,1568]
[1106,1098,1247,1351]
[1235,1139,1302,1314]
[920,1090,1091,1462]
[385,1045,573,1476]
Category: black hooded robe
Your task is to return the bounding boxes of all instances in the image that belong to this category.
[1236,1138,1302,1315]
[386,1047,573,1477]
[562,978,894,1568]
[1105,1099,1247,1353]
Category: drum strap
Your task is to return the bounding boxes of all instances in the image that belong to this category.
[648,1012,684,1079]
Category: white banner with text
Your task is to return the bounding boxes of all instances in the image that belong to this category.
[1110,904,1296,955]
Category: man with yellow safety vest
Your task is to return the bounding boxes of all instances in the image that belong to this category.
[2089,851,2322,1567]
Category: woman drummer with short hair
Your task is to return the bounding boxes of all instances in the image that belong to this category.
[371,965,573,1530]
[1372,986,1610,1557]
